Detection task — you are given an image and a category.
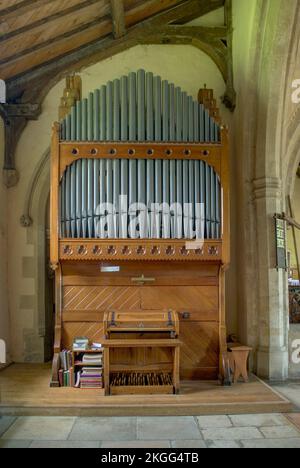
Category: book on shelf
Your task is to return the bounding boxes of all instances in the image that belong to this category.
[82,353,103,364]
[73,336,89,351]
[59,367,74,387]
[59,350,72,371]
[75,367,103,389]
[91,342,102,350]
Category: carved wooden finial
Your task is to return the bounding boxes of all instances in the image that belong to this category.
[58,74,82,121]
[198,86,221,124]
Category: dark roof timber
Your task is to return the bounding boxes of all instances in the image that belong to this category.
[1,0,236,186]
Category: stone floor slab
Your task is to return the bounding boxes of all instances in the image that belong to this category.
[260,425,300,439]
[229,413,288,427]
[202,427,263,441]
[137,416,201,441]
[0,439,32,448]
[196,416,232,429]
[207,440,241,449]
[1,417,75,441]
[171,440,207,448]
[30,440,100,448]
[272,383,300,409]
[242,438,300,449]
[0,416,16,437]
[101,441,171,448]
[69,417,137,441]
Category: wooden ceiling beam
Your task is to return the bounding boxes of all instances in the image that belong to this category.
[3,0,236,185]
[0,0,101,41]
[0,19,112,80]
[7,21,231,105]
[145,0,225,26]
[0,2,110,63]
[0,0,54,19]
[110,0,126,39]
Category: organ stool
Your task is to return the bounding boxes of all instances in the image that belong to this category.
[228,344,252,383]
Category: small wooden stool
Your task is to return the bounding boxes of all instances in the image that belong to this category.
[228,345,252,383]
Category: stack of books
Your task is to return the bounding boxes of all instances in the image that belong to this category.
[59,350,74,387]
[73,337,89,351]
[82,353,103,366]
[75,367,103,389]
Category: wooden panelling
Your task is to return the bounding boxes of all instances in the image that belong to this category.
[141,286,219,314]
[0,0,92,37]
[125,0,183,28]
[180,322,219,380]
[63,311,104,322]
[0,2,110,62]
[63,286,141,311]
[0,0,193,80]
[0,0,24,12]
[62,321,104,349]
[0,20,112,80]
[62,261,220,279]
[60,261,220,380]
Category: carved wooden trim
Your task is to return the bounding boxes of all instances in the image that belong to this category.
[59,75,82,121]
[59,239,223,262]
[0,102,41,186]
[59,141,222,179]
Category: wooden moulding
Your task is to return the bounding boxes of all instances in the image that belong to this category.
[59,239,223,262]
[59,141,222,179]
[110,385,174,396]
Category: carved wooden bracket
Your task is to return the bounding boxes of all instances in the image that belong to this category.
[0,102,41,187]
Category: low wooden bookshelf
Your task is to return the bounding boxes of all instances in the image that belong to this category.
[72,349,103,389]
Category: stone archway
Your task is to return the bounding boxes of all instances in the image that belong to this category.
[235,0,300,380]
[20,149,53,362]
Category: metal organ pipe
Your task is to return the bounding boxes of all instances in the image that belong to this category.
[60,70,222,241]
[60,158,221,241]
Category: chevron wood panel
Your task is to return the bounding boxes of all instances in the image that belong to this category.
[60,263,220,380]
[63,286,141,311]
[180,322,219,380]
[62,321,104,349]
[141,286,219,315]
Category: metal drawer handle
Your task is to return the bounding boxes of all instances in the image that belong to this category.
[181,312,191,320]
[131,275,155,285]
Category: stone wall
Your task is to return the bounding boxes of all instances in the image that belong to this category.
[0,117,10,366]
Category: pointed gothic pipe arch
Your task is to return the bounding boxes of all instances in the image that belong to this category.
[56,70,226,244]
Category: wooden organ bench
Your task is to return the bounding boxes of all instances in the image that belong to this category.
[50,70,230,391]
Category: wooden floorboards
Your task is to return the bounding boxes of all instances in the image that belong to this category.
[0,363,293,416]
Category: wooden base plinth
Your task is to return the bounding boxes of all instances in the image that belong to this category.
[0,364,293,417]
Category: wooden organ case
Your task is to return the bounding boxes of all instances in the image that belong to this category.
[50,70,230,388]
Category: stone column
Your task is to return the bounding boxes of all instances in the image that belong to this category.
[253,177,289,380]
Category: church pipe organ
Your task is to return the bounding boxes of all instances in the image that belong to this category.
[50,70,230,387]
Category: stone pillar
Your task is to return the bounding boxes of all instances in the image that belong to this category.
[253,177,289,380]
